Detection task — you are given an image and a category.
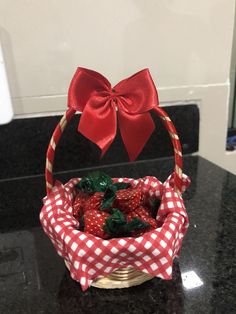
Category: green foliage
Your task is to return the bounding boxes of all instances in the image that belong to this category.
[101,186,117,210]
[76,171,132,210]
[76,171,113,193]
[76,171,152,238]
[103,208,150,238]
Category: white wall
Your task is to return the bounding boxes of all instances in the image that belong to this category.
[0,0,236,173]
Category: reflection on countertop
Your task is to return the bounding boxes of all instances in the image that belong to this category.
[0,156,235,313]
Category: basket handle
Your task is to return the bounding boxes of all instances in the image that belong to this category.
[45,106,183,196]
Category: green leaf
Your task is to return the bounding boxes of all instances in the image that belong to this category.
[101,182,131,210]
[76,177,93,193]
[100,186,116,210]
[103,208,127,236]
[125,217,150,232]
[75,171,113,193]
[103,209,150,238]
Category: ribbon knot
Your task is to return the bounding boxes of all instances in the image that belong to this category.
[68,67,159,161]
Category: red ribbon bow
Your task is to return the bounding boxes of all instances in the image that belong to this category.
[68,67,159,161]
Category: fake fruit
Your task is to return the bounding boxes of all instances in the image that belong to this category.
[127,206,158,229]
[73,171,159,239]
[84,209,110,239]
[112,184,142,213]
[83,192,104,212]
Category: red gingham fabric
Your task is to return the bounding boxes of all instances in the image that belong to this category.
[40,174,190,291]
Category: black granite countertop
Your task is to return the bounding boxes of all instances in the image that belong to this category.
[0,156,235,314]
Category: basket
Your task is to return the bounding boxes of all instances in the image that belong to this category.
[40,68,190,291]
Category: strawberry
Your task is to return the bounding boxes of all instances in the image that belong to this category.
[126,206,158,236]
[113,185,142,213]
[83,192,104,212]
[73,194,83,221]
[84,209,110,239]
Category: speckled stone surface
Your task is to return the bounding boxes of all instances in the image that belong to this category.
[0,156,235,314]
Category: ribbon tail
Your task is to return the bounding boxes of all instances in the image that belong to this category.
[118,111,155,161]
[78,97,117,158]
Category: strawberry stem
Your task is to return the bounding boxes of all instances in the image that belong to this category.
[100,186,116,210]
[125,217,150,232]
[75,171,131,200]
[76,171,113,193]
[103,208,150,238]
[100,182,131,211]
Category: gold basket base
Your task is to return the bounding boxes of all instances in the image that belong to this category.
[65,261,153,289]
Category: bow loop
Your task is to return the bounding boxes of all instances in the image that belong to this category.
[67,67,159,161]
[68,67,111,112]
[114,68,158,114]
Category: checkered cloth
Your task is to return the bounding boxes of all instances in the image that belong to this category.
[40,174,190,291]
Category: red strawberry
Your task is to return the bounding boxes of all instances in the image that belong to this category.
[73,194,83,221]
[84,209,110,239]
[113,185,142,213]
[126,206,158,236]
[83,192,104,212]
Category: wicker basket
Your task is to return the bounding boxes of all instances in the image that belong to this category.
[43,104,184,289]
